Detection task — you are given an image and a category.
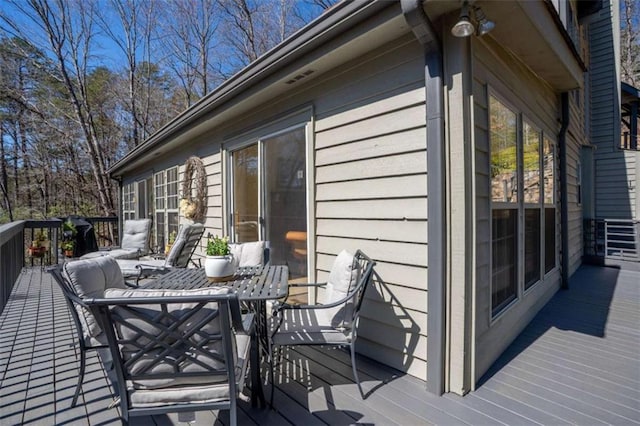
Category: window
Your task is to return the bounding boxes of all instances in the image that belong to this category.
[490,96,519,314]
[166,167,179,238]
[523,122,541,290]
[135,178,153,220]
[543,137,556,274]
[620,101,639,150]
[490,94,557,317]
[230,126,308,279]
[122,183,135,221]
[153,167,179,251]
[154,171,166,249]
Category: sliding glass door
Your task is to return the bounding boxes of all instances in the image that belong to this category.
[230,126,307,279]
[232,145,260,242]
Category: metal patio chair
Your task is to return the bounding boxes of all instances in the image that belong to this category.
[268,249,375,404]
[116,222,205,284]
[48,256,130,406]
[81,218,152,260]
[84,287,254,426]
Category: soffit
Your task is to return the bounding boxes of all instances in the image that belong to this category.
[478,1,584,91]
[424,0,584,91]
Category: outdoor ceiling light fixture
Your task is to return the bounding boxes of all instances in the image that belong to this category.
[451,1,474,37]
[451,1,495,38]
[474,5,495,36]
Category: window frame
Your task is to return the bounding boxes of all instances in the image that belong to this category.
[542,137,558,277]
[489,90,559,320]
[122,182,135,221]
[522,119,542,292]
[152,166,179,252]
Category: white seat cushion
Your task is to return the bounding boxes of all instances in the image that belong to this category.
[229,241,265,267]
[321,250,359,328]
[120,219,152,255]
[81,248,141,260]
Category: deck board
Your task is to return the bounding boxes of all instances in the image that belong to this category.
[1,264,639,425]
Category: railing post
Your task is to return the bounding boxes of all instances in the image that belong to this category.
[604,220,609,258]
[0,221,26,314]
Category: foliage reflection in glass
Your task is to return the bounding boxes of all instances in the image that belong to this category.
[490,96,518,203]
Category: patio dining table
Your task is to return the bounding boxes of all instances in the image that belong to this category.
[140,264,289,408]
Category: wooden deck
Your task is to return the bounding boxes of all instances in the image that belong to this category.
[1,264,639,425]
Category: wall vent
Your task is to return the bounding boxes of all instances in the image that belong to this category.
[285,69,315,85]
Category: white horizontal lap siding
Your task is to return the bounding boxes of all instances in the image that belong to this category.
[589,5,618,154]
[473,75,492,338]
[595,153,637,219]
[195,152,223,260]
[313,38,427,378]
[566,110,584,276]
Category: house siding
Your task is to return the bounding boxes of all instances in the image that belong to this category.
[594,152,638,219]
[588,0,637,220]
[312,39,428,378]
[567,97,586,276]
[162,35,429,379]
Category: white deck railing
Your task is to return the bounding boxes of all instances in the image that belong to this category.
[604,219,640,261]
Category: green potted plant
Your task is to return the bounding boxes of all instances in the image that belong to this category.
[61,240,75,257]
[165,230,177,255]
[204,235,236,281]
[63,220,77,238]
[61,220,77,258]
[28,230,49,257]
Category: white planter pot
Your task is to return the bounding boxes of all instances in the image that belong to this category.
[204,255,236,281]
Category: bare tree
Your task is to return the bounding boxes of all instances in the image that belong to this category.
[2,0,116,215]
[0,126,13,221]
[158,0,222,107]
[621,0,640,86]
[216,0,272,70]
[0,0,333,222]
[96,0,164,147]
[215,0,336,76]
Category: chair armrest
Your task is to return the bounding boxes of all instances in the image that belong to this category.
[274,302,320,312]
[135,264,170,276]
[274,292,355,315]
[278,282,327,305]
[287,282,327,288]
[272,301,322,316]
[133,264,171,285]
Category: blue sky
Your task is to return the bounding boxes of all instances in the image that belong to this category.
[1,0,330,75]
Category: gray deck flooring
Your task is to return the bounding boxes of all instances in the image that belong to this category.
[1,264,639,425]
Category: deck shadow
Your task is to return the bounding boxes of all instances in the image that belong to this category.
[476,264,621,388]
